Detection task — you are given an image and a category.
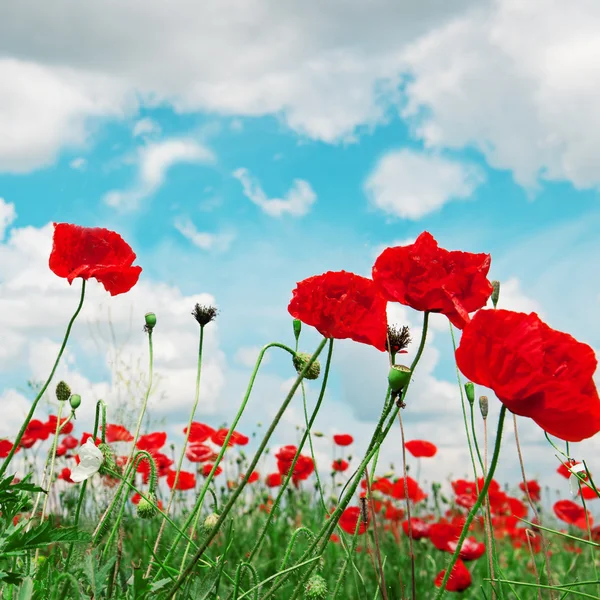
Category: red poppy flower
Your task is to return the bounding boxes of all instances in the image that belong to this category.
[370,477,394,495]
[448,537,486,561]
[511,528,542,553]
[391,477,427,503]
[104,424,134,443]
[372,232,492,330]
[434,558,472,592]
[578,485,598,500]
[266,472,282,487]
[46,415,73,435]
[455,309,600,442]
[333,434,354,446]
[184,422,215,444]
[186,443,216,463]
[20,419,51,448]
[0,439,16,458]
[136,452,173,483]
[61,435,79,450]
[166,469,196,490]
[202,463,223,477]
[332,459,349,472]
[402,518,430,540]
[405,440,437,458]
[275,445,298,463]
[136,432,167,453]
[339,506,369,535]
[507,497,527,519]
[288,271,388,351]
[384,503,404,522]
[211,428,249,447]
[80,432,102,446]
[244,471,260,483]
[557,460,581,479]
[519,480,541,502]
[554,499,593,529]
[58,467,74,483]
[49,223,142,296]
[56,444,67,457]
[429,522,462,552]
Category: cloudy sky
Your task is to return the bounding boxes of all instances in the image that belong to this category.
[1,0,599,504]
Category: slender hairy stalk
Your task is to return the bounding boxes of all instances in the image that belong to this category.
[0,280,86,478]
[434,405,507,600]
[145,325,205,577]
[365,465,388,600]
[513,414,555,598]
[165,337,328,599]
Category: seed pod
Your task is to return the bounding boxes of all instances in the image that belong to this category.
[55,381,71,403]
[479,395,489,419]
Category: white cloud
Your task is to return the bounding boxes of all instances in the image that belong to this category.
[484,277,543,315]
[104,138,215,211]
[234,346,271,368]
[69,157,87,170]
[364,149,484,220]
[0,198,17,241]
[173,216,235,252]
[400,0,600,189]
[132,117,160,138]
[233,168,316,217]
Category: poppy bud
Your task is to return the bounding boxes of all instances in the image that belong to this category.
[144,312,157,331]
[293,318,302,341]
[491,280,500,309]
[136,494,158,519]
[292,352,321,380]
[464,382,475,405]
[97,443,117,476]
[313,431,324,437]
[69,394,81,410]
[203,512,220,533]
[305,574,328,599]
[388,365,411,392]
[479,396,489,419]
[55,381,71,402]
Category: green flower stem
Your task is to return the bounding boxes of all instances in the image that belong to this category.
[0,280,86,478]
[154,341,297,580]
[232,563,258,600]
[435,405,507,600]
[145,324,206,578]
[266,312,431,600]
[164,337,328,599]
[245,339,334,564]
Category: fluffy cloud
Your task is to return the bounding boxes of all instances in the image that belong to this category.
[0,198,17,240]
[233,168,317,217]
[173,216,235,252]
[104,138,215,211]
[364,149,484,219]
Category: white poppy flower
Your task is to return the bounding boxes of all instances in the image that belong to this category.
[569,463,588,496]
[70,438,104,483]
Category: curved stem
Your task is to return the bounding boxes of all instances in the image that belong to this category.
[0,280,86,478]
[435,405,507,599]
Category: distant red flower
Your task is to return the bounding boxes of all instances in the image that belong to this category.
[0,439,16,458]
[557,460,581,479]
[46,415,73,435]
[211,428,249,447]
[80,432,102,446]
[519,480,541,503]
[456,309,600,442]
[332,459,349,472]
[167,469,196,490]
[288,271,388,351]
[186,443,216,463]
[20,419,50,448]
[58,467,74,483]
[185,422,215,444]
[372,232,492,330]
[512,528,542,553]
[266,472,282,487]
[136,452,173,483]
[434,558,472,592]
[275,445,298,463]
[579,485,599,500]
[202,463,223,477]
[56,444,67,457]
[554,499,592,529]
[405,440,437,458]
[429,522,461,552]
[339,506,369,535]
[49,223,142,296]
[402,518,430,540]
[507,497,527,519]
[333,434,353,446]
[104,424,134,443]
[448,537,486,561]
[244,471,260,484]
[136,432,167,453]
[370,477,394,495]
[61,435,79,450]
[391,477,427,503]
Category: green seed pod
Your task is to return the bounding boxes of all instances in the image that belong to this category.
[293,352,321,380]
[144,312,157,330]
[69,394,82,410]
[479,395,489,419]
[305,574,328,599]
[464,382,475,405]
[388,365,411,392]
[55,381,71,403]
[136,494,158,519]
[491,280,500,309]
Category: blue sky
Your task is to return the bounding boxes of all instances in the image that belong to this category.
[1,0,600,500]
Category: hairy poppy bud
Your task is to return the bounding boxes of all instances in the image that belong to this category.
[305,574,327,599]
[97,443,118,476]
[464,382,475,405]
[293,352,321,380]
[203,512,220,533]
[144,312,157,332]
[479,395,489,419]
[293,318,302,341]
[491,280,500,309]
[55,381,71,402]
[69,394,81,410]
[137,494,158,519]
[388,365,411,392]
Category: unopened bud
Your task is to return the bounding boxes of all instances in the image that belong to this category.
[293,319,302,341]
[137,494,158,519]
[388,365,411,392]
[305,574,328,599]
[479,396,489,419]
[97,443,117,476]
[464,382,475,405]
[69,394,81,410]
[491,281,500,309]
[293,352,321,380]
[55,381,71,403]
[203,512,220,533]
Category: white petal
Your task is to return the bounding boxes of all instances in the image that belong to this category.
[70,439,103,482]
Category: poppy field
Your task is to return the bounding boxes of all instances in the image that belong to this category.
[0,223,599,600]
